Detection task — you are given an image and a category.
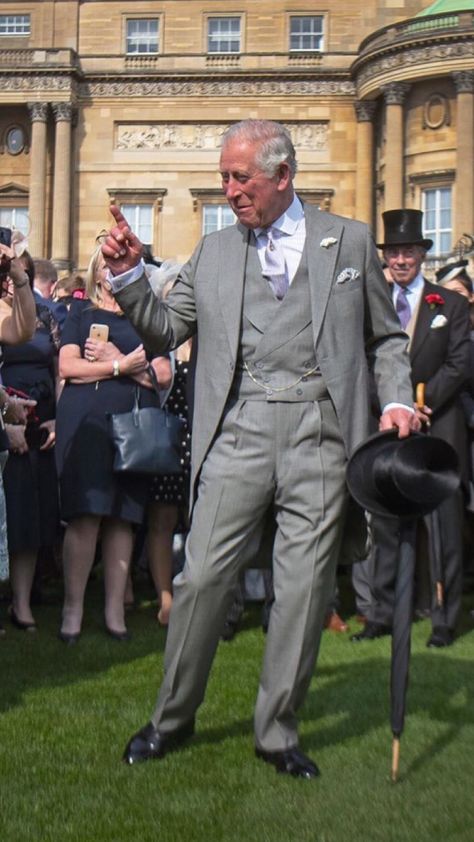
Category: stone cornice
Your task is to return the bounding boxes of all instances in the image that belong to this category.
[0,73,75,94]
[352,18,474,100]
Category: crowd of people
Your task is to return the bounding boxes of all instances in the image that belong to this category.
[0,236,191,640]
[0,118,473,777]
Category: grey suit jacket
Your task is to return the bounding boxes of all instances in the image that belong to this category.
[116,203,413,505]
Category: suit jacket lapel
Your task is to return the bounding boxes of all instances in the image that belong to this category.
[218,223,250,361]
[304,203,345,345]
[410,280,434,362]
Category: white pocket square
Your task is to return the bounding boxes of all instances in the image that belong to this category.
[336,268,360,284]
[431,314,448,329]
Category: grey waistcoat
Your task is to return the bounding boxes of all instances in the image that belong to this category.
[230,237,329,402]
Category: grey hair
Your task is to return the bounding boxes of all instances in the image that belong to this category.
[221,119,297,178]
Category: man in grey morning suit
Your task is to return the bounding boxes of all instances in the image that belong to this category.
[102,119,418,779]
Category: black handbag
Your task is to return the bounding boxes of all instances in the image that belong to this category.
[108,366,184,476]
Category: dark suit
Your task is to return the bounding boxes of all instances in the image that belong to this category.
[369,280,470,632]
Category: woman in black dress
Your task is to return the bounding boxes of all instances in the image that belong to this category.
[56,246,161,643]
[1,249,59,633]
[0,238,37,633]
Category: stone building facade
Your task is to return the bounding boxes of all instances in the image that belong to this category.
[0,0,473,271]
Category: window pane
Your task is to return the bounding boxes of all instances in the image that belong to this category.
[422,187,452,255]
[290,16,323,51]
[126,19,159,54]
[208,17,241,53]
[0,206,29,235]
[0,15,30,35]
[203,205,235,235]
[121,204,153,245]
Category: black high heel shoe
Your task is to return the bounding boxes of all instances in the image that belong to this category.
[106,626,131,642]
[58,630,80,645]
[9,607,37,633]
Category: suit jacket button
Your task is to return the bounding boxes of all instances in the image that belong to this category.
[296,388,303,396]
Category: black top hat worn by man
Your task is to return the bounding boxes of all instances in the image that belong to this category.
[353,209,470,648]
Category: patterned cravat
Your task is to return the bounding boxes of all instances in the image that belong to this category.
[261,228,289,300]
[396,287,411,330]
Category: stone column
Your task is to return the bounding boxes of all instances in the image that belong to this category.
[27,102,49,258]
[453,71,474,240]
[354,100,377,225]
[381,83,410,211]
[51,102,73,270]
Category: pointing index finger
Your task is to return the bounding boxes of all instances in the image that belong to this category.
[109,204,130,231]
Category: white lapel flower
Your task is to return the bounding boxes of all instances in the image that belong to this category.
[431,314,448,329]
[320,237,338,249]
[336,268,360,284]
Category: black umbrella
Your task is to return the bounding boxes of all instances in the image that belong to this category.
[390,518,416,782]
[346,424,460,783]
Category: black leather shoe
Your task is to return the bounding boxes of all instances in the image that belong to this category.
[351,621,392,642]
[123,720,195,765]
[255,746,320,779]
[426,626,454,648]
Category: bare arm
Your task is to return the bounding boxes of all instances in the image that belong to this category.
[59,342,148,384]
[0,246,36,344]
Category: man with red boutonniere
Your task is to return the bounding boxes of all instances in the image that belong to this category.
[352,209,470,649]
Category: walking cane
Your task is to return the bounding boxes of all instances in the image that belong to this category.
[416,383,444,608]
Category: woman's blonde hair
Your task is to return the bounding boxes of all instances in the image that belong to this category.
[85,245,106,307]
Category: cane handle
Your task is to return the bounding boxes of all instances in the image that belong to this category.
[416,382,425,410]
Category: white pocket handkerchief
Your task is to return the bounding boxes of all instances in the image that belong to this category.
[431,314,448,329]
[336,267,360,284]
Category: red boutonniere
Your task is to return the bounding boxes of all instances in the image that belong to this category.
[425,293,445,309]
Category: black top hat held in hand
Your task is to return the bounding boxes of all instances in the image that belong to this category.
[346,430,460,519]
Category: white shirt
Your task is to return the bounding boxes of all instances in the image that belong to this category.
[391,272,425,320]
[254,194,305,285]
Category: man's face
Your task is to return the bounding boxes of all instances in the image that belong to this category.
[219,137,292,229]
[383,244,425,287]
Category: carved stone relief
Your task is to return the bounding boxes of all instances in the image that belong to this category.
[82,78,355,98]
[116,122,329,151]
[357,41,474,88]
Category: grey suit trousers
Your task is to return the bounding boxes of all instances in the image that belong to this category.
[151,396,347,751]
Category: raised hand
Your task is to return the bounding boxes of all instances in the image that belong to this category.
[101,205,144,276]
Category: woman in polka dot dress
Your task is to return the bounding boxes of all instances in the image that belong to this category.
[146,268,192,625]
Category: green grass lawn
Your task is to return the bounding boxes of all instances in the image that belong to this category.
[1,576,473,842]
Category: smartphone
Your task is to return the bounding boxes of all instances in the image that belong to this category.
[89,323,109,342]
[0,227,12,248]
